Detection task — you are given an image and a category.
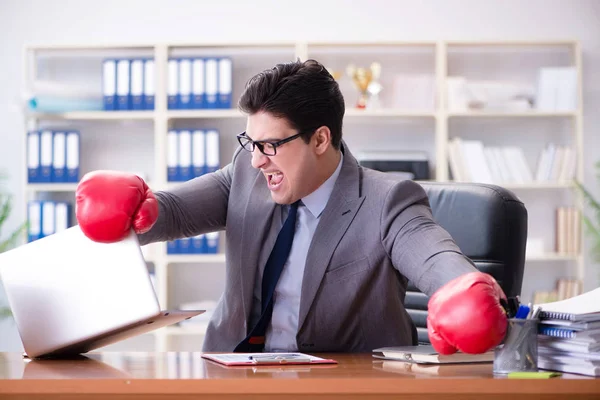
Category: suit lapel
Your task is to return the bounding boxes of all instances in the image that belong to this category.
[239,173,279,325]
[297,146,365,330]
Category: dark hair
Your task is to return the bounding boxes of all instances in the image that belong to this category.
[238,59,345,150]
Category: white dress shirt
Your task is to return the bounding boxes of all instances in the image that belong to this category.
[265,154,344,351]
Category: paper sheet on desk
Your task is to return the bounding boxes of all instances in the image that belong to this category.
[536,287,600,317]
[201,353,337,366]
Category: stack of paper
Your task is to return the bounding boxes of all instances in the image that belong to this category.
[536,287,600,376]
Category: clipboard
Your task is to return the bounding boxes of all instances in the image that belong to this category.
[201,352,337,366]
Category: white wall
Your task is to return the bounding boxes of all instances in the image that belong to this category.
[1,0,599,350]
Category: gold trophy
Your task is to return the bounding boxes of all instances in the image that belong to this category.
[346,62,382,109]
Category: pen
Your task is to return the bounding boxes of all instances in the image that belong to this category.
[248,353,306,360]
[526,303,533,319]
[508,297,520,318]
[515,305,530,319]
[248,354,312,364]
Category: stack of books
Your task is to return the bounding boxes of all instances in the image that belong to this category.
[536,287,600,376]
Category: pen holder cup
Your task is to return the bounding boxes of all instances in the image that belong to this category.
[493,318,538,374]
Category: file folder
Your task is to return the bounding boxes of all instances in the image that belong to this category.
[167,59,178,110]
[130,59,144,110]
[203,352,336,366]
[143,59,155,110]
[51,131,67,183]
[205,232,219,253]
[167,130,178,182]
[178,58,192,109]
[218,58,232,109]
[192,130,206,177]
[116,59,131,110]
[27,131,40,183]
[178,238,192,254]
[66,131,80,183]
[204,58,218,108]
[205,130,220,173]
[191,234,205,254]
[54,202,71,233]
[28,96,103,113]
[178,130,192,181]
[27,201,42,242]
[39,130,53,183]
[192,58,205,109]
[167,240,178,254]
[41,201,56,238]
[102,59,117,111]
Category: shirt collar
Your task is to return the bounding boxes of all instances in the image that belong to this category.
[301,152,344,218]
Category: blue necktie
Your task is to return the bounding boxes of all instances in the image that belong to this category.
[234,201,299,352]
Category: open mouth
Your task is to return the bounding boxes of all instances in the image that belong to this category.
[266,172,284,190]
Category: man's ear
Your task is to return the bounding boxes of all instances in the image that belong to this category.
[313,126,331,155]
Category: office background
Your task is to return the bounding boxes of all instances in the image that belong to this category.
[0,0,599,351]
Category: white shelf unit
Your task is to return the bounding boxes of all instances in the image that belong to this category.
[30,111,155,120]
[22,40,585,351]
[526,253,581,262]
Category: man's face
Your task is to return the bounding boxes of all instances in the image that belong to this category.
[246,111,319,205]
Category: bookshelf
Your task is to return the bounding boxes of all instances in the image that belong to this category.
[22,40,585,351]
[30,111,155,120]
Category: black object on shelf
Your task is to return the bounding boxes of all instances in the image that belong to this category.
[357,151,430,180]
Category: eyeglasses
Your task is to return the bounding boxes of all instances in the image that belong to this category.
[237,131,303,156]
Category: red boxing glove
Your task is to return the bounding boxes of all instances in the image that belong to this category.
[76,171,159,243]
[427,271,508,355]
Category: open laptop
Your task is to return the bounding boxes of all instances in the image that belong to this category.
[0,225,204,359]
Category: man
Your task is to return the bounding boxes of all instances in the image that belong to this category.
[76,59,508,354]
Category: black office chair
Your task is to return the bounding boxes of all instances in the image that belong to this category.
[405,182,528,345]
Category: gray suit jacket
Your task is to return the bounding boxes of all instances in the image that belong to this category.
[139,143,477,352]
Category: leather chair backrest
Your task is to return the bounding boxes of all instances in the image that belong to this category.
[406,182,528,344]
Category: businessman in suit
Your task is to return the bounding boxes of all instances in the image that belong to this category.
[76,59,508,354]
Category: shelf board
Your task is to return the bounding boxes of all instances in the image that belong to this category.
[501,182,574,190]
[166,254,226,264]
[28,110,574,120]
[167,109,437,119]
[26,183,78,192]
[526,253,579,262]
[27,181,157,192]
[167,109,243,119]
[30,111,155,120]
[345,109,436,118]
[447,111,577,118]
[446,40,577,47]
[28,43,156,51]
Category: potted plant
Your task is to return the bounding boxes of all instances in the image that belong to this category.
[0,174,27,318]
[574,160,600,282]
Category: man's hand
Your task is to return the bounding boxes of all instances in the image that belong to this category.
[427,271,508,354]
[76,170,159,242]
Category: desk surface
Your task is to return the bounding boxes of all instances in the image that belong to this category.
[0,352,599,399]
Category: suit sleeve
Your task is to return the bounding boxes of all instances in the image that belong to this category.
[137,149,240,245]
[380,180,478,296]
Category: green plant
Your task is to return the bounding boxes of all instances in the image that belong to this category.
[574,161,600,269]
[0,174,27,318]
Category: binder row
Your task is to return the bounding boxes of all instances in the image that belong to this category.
[103,58,155,111]
[168,57,232,109]
[27,201,72,242]
[538,327,577,339]
[168,129,220,182]
[27,130,80,183]
[539,311,578,321]
[167,232,219,254]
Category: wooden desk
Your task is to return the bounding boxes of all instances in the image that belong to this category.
[0,352,598,399]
